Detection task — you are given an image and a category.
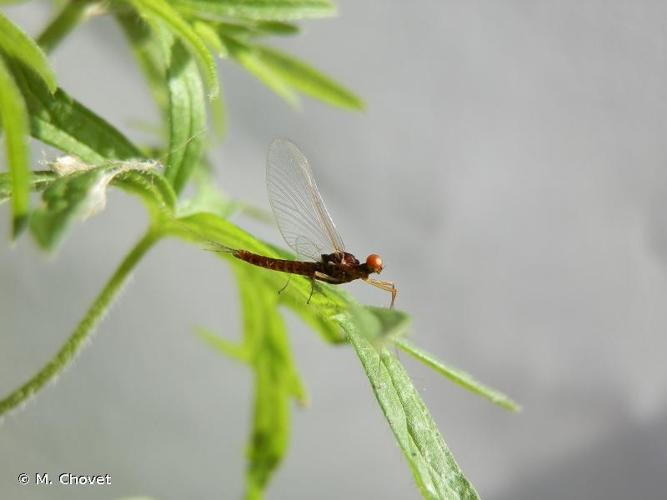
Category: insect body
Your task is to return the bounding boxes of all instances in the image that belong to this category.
[228,139,397,308]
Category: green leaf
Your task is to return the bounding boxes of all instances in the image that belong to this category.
[172,0,336,21]
[218,20,299,39]
[199,264,306,499]
[112,168,177,213]
[37,0,95,54]
[0,11,57,92]
[164,212,350,343]
[120,3,211,192]
[9,61,141,164]
[30,167,112,249]
[116,11,171,117]
[193,21,228,57]
[164,41,207,193]
[168,211,491,498]
[130,0,219,99]
[197,326,250,362]
[253,21,300,36]
[222,36,299,107]
[178,181,240,218]
[348,322,480,500]
[31,161,173,249]
[395,338,521,412]
[0,170,55,204]
[222,36,363,111]
[235,266,302,499]
[0,56,30,237]
[251,45,363,111]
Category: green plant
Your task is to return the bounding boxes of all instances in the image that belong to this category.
[0,1,519,499]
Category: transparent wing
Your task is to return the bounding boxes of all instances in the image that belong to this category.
[266,138,345,261]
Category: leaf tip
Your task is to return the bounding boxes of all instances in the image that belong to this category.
[11,213,28,239]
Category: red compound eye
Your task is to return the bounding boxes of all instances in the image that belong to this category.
[366,254,384,273]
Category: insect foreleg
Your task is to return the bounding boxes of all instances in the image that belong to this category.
[364,278,398,309]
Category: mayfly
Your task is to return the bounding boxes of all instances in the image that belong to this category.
[218,138,397,308]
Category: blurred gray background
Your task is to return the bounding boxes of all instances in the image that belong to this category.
[2,1,667,499]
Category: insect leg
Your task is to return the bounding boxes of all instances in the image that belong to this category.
[313,271,344,284]
[364,278,398,309]
[278,275,292,294]
[307,279,315,304]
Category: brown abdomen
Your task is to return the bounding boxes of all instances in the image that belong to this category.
[233,250,319,277]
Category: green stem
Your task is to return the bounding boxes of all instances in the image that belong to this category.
[37,0,97,54]
[0,227,161,417]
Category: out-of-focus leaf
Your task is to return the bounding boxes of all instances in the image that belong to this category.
[193,20,227,57]
[9,61,141,164]
[254,21,299,36]
[178,182,238,218]
[163,41,207,193]
[222,36,362,110]
[30,167,113,249]
[0,170,55,204]
[31,160,173,249]
[222,36,299,107]
[172,0,335,21]
[197,326,250,362]
[112,167,176,213]
[130,0,219,99]
[250,45,363,110]
[348,322,480,500]
[240,278,299,499]
[0,56,30,237]
[198,263,306,499]
[116,11,170,116]
[0,12,57,92]
[218,20,299,39]
[37,0,95,54]
[119,8,209,193]
[395,338,521,412]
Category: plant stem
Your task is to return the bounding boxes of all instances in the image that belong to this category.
[37,0,97,54]
[0,227,161,417]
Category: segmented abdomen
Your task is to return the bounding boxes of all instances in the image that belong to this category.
[233,250,319,277]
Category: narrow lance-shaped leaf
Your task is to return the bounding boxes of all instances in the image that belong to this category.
[37,0,95,54]
[217,21,299,39]
[31,167,112,249]
[172,0,336,21]
[221,36,363,111]
[253,21,300,36]
[198,262,306,499]
[130,0,219,99]
[164,41,207,193]
[395,338,521,412]
[252,44,364,111]
[0,11,57,92]
[9,60,141,164]
[0,56,30,237]
[236,265,304,499]
[222,36,299,107]
[31,159,173,250]
[345,312,480,500]
[0,170,56,204]
[116,11,171,117]
[120,14,208,193]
